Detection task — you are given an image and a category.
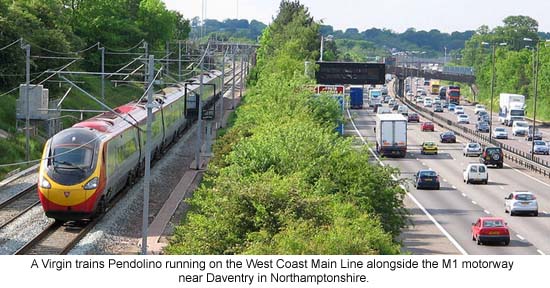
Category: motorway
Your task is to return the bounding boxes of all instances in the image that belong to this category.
[346,92,550,255]
[410,81,550,164]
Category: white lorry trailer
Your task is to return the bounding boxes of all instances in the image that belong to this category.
[375,114,407,158]
[499,93,525,126]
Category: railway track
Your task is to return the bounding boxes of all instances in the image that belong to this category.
[14,219,97,255]
[0,184,40,230]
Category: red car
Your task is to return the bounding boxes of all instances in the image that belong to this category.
[471,217,510,246]
[421,122,434,131]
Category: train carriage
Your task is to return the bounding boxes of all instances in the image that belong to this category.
[38,70,223,220]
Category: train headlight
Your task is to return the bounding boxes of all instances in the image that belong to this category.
[40,178,51,189]
[84,177,98,190]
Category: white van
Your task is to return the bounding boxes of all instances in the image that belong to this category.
[463,163,488,184]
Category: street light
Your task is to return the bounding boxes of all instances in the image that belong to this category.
[320,35,333,61]
[481,41,507,143]
[523,38,550,160]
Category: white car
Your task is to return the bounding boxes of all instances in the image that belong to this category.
[505,191,538,216]
[512,120,529,136]
[463,142,482,157]
[457,114,469,124]
[474,104,486,114]
[454,106,465,114]
[493,127,508,139]
[463,163,488,184]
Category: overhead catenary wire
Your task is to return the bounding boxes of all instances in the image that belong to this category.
[0,38,23,51]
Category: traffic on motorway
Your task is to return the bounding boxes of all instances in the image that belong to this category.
[346,81,550,254]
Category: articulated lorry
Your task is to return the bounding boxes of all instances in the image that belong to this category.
[447,85,461,104]
[499,93,525,126]
[375,114,407,158]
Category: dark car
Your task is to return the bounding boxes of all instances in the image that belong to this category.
[373,103,383,113]
[408,113,420,122]
[440,131,456,143]
[480,147,504,168]
[392,103,399,111]
[476,121,490,133]
[526,127,543,141]
[414,169,441,190]
[433,105,444,112]
[477,111,491,123]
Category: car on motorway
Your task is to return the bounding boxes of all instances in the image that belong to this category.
[407,113,420,122]
[433,104,444,112]
[463,142,482,157]
[441,101,449,108]
[415,96,423,104]
[532,140,549,155]
[476,121,490,133]
[448,103,456,112]
[406,91,414,97]
[440,131,456,143]
[421,122,435,132]
[398,105,408,115]
[474,104,486,114]
[471,217,510,246]
[493,127,508,139]
[392,103,399,111]
[463,163,488,184]
[477,111,491,123]
[414,169,440,189]
[373,103,383,113]
[512,120,529,136]
[389,99,396,106]
[526,126,543,141]
[457,114,470,124]
[421,141,438,155]
[505,191,538,216]
[480,147,504,168]
[454,106,465,114]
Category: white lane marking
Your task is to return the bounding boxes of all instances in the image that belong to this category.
[484,210,490,215]
[416,158,419,161]
[422,162,426,166]
[462,193,467,197]
[443,179,448,182]
[452,185,457,189]
[517,234,525,241]
[504,163,550,189]
[346,108,468,255]
[472,201,477,205]
[538,250,546,255]
[499,186,505,190]
[543,211,548,214]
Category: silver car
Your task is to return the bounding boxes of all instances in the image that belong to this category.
[505,191,538,216]
[463,142,482,157]
[493,127,508,139]
[532,140,549,155]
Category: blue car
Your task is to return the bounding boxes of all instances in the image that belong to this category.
[414,170,441,190]
[448,104,456,112]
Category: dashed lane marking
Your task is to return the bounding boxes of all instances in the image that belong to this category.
[443,179,448,182]
[472,201,477,205]
[517,234,525,241]
[499,186,505,190]
[484,210,490,215]
[462,193,467,197]
[538,250,546,255]
[452,185,457,189]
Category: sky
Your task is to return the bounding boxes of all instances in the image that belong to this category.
[163,0,550,33]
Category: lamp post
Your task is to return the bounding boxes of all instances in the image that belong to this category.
[482,41,507,143]
[319,35,333,62]
[523,38,550,159]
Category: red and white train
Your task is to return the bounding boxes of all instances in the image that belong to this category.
[38,70,223,220]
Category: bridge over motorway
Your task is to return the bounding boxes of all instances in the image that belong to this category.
[386,65,476,97]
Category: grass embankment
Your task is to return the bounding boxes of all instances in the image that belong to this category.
[0,77,143,179]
